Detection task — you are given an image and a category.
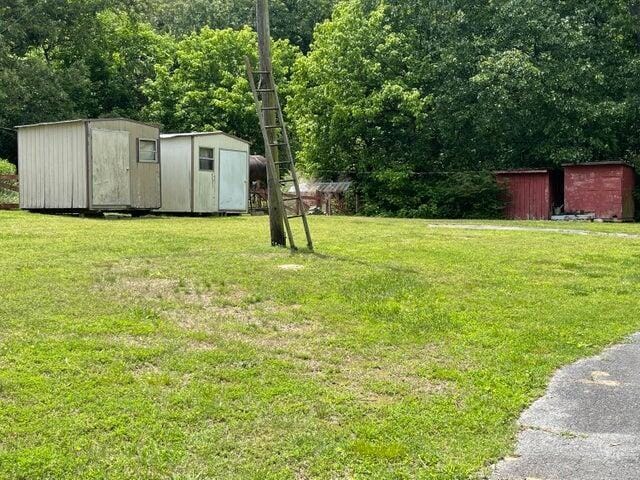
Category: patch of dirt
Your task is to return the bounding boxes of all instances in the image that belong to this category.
[278,264,305,271]
[96,262,453,406]
[328,349,453,403]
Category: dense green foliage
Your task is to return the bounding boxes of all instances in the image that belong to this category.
[290,0,640,216]
[0,158,16,174]
[143,27,300,146]
[3,0,640,217]
[149,0,336,51]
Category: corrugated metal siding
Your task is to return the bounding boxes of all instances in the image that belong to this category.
[565,164,635,220]
[189,134,249,213]
[89,120,160,209]
[157,132,250,214]
[496,172,551,220]
[18,121,87,209]
[158,137,192,212]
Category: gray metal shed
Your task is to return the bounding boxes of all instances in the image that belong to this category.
[17,118,161,212]
[159,132,250,214]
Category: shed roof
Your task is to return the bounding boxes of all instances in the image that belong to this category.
[161,131,251,145]
[16,118,161,129]
[289,181,352,195]
[494,169,551,175]
[562,161,634,168]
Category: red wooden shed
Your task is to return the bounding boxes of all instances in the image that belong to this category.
[563,162,636,221]
[495,170,562,220]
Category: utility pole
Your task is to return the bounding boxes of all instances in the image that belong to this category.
[256,0,287,247]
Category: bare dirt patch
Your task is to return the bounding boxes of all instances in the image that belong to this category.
[278,264,305,271]
[96,262,452,406]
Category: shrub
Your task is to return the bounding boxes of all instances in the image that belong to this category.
[0,159,16,175]
[360,171,506,219]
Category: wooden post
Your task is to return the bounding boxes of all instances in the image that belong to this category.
[256,0,286,247]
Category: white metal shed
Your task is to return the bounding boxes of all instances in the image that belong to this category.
[17,118,161,212]
[159,132,250,214]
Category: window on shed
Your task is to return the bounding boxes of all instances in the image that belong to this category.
[199,147,215,171]
[138,139,158,163]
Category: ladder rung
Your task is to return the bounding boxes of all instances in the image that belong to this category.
[253,70,271,75]
[269,142,287,147]
[257,88,275,93]
[282,197,300,201]
[279,179,295,183]
[288,215,305,219]
[261,107,279,111]
[264,125,280,129]
[274,161,290,165]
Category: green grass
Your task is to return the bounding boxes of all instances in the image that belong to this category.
[2,211,640,479]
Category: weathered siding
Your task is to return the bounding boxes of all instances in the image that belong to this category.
[158,137,192,212]
[18,121,87,209]
[564,163,636,220]
[89,120,160,210]
[91,129,131,207]
[158,133,250,213]
[496,171,552,220]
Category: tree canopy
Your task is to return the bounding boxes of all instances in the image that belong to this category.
[143,26,300,147]
[288,0,640,215]
[3,0,640,217]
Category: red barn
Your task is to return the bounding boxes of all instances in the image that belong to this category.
[564,162,636,221]
[495,170,562,220]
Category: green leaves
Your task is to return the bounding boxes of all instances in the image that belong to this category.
[288,0,640,216]
[143,26,301,147]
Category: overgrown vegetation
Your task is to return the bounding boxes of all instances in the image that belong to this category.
[0,159,16,174]
[2,212,640,478]
[3,0,640,216]
[0,159,18,204]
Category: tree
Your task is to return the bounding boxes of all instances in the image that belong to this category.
[0,51,81,162]
[149,0,337,52]
[143,26,300,148]
[0,1,168,162]
[67,10,174,119]
[288,0,640,217]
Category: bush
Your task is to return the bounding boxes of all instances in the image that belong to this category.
[360,171,506,219]
[0,159,16,175]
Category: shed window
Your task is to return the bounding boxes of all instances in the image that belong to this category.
[199,147,215,171]
[138,139,158,163]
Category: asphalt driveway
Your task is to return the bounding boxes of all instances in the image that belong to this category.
[491,333,640,480]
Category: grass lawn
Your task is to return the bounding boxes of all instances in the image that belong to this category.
[2,211,640,479]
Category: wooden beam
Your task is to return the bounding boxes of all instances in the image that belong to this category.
[256,0,286,247]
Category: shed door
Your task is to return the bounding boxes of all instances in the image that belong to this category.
[131,138,161,210]
[218,149,248,212]
[92,129,131,207]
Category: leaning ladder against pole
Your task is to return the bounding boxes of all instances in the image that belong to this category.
[245,57,314,251]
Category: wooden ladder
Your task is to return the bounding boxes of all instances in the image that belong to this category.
[245,58,313,251]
